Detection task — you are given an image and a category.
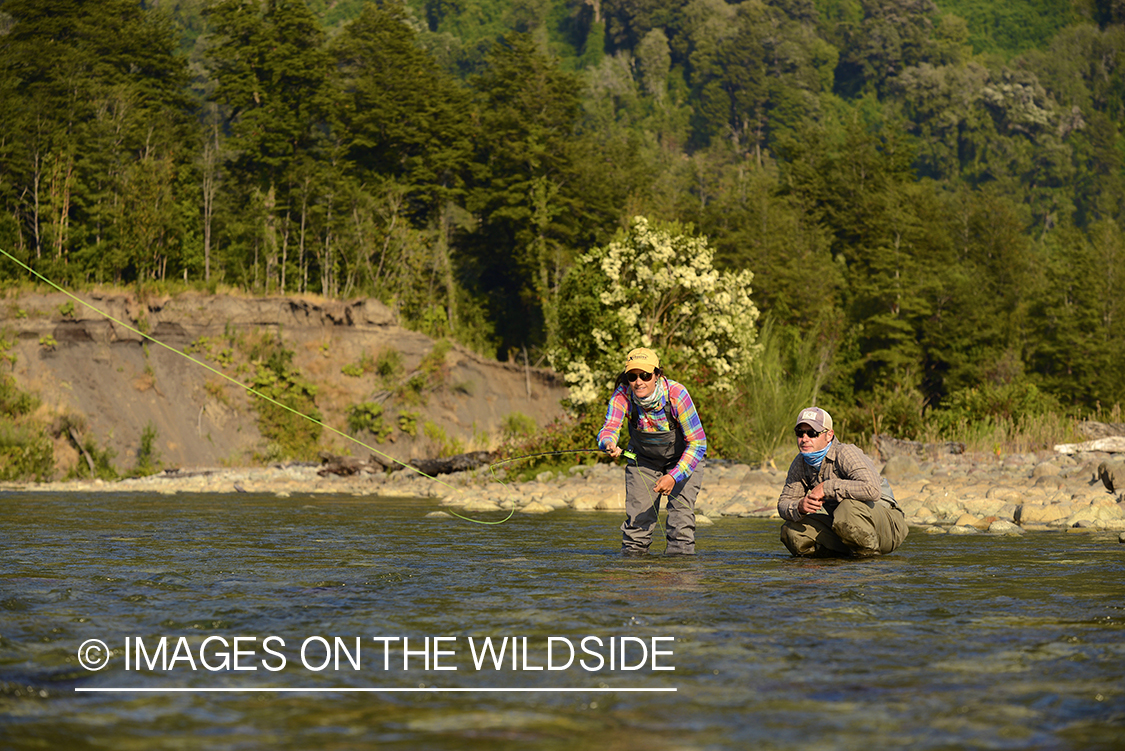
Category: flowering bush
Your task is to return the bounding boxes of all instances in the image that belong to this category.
[551,216,759,409]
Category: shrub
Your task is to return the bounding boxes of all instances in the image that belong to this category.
[397,411,419,437]
[422,420,464,458]
[494,407,608,480]
[500,412,538,441]
[709,317,831,466]
[246,333,322,460]
[394,341,453,405]
[550,216,758,410]
[131,421,162,477]
[418,340,452,387]
[346,402,393,442]
[914,380,1071,453]
[373,348,404,380]
[932,380,1061,432]
[0,422,54,482]
[0,337,53,481]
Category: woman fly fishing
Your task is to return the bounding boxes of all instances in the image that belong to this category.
[597,348,707,556]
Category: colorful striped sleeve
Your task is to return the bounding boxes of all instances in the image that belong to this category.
[668,381,707,482]
[596,385,630,451]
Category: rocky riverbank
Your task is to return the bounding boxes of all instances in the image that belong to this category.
[9,448,1125,538]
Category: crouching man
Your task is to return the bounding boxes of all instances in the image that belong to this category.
[777,407,908,557]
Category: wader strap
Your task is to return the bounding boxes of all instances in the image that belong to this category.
[627,399,682,440]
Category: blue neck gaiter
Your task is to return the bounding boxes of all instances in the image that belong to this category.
[801,440,832,470]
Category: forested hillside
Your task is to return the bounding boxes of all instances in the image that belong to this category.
[2,0,1124,457]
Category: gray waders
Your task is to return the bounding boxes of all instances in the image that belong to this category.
[621,403,703,555]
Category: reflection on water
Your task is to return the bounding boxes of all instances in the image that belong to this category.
[1,491,1123,750]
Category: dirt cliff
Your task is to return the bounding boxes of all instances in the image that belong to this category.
[1,289,568,474]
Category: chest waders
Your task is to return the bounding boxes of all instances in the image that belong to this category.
[620,398,703,556]
[781,451,907,558]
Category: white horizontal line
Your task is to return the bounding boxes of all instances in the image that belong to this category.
[75,687,676,693]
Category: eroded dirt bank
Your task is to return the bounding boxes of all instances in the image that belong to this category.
[1,290,567,474]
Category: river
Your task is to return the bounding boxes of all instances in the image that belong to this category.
[1,491,1122,749]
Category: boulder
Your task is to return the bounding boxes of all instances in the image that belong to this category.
[1097,460,1125,492]
[1071,488,1112,505]
[988,520,1024,535]
[440,492,470,506]
[711,469,746,487]
[698,487,736,507]
[961,497,1005,516]
[881,455,921,481]
[1031,462,1060,478]
[954,512,982,528]
[1067,510,1099,527]
[913,505,937,523]
[896,498,927,517]
[738,470,779,489]
[595,495,625,511]
[873,434,965,461]
[1016,503,1071,524]
[986,486,1024,503]
[571,495,601,511]
[461,499,501,512]
[927,498,963,518]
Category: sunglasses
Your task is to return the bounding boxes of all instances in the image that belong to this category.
[626,371,654,382]
[794,427,826,439]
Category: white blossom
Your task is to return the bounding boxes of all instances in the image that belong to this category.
[551,216,759,408]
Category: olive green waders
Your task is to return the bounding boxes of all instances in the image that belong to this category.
[780,498,908,557]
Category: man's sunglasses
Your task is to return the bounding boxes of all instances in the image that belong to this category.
[626,371,654,382]
[794,427,826,439]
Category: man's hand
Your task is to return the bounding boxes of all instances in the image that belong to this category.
[605,445,623,459]
[798,482,827,514]
[653,474,676,495]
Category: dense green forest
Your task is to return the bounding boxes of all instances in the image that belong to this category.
[2,0,1125,457]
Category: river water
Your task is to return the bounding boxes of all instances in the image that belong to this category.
[1,491,1123,750]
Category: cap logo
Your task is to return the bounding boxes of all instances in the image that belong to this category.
[801,410,818,420]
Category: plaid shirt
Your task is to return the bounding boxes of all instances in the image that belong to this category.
[597,377,706,482]
[777,441,881,522]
